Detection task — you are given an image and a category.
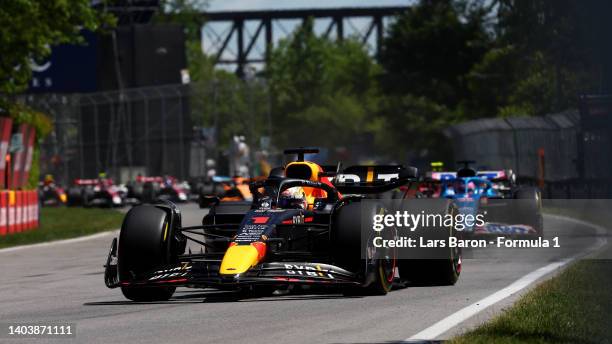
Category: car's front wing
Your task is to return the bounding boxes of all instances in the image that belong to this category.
[112,260,360,289]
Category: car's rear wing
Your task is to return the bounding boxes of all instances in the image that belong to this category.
[426,172,457,181]
[477,170,514,182]
[426,170,512,182]
[135,176,164,183]
[74,178,103,186]
[332,165,417,194]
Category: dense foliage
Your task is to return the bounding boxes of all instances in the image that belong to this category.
[0,0,112,188]
[3,0,607,163]
[186,0,607,162]
[0,0,113,94]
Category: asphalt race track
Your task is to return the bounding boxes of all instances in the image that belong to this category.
[0,204,605,344]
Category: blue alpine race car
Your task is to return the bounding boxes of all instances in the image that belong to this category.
[431,162,543,237]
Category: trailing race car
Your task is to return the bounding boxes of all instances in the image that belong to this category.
[104,148,460,301]
[67,177,124,207]
[427,168,517,198]
[156,176,190,203]
[197,176,257,208]
[430,162,543,237]
[38,175,67,207]
[126,175,190,204]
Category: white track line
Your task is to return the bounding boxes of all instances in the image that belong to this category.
[405,214,608,342]
[0,230,118,254]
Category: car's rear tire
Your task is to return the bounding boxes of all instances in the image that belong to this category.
[398,256,461,286]
[397,200,461,286]
[514,187,543,237]
[333,201,395,296]
[142,182,157,203]
[118,205,178,301]
[66,187,82,206]
[82,188,94,208]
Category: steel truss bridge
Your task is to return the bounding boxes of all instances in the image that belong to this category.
[200,7,409,75]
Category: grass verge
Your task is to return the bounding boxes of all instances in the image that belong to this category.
[450,206,612,344]
[450,259,612,343]
[0,207,124,249]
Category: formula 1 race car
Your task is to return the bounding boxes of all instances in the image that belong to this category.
[429,162,543,237]
[425,168,517,198]
[104,148,460,301]
[156,176,190,203]
[197,176,257,208]
[126,175,190,204]
[38,175,67,207]
[67,178,124,207]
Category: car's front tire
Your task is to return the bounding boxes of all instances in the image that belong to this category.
[118,205,179,301]
[514,187,543,237]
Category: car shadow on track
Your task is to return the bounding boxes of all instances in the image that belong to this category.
[84,289,362,306]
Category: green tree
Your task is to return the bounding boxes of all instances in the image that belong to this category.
[0,0,113,94]
[156,0,208,40]
[379,0,491,108]
[266,19,381,150]
[376,94,454,162]
[463,0,606,117]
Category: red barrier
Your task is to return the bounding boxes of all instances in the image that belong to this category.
[32,191,39,229]
[0,190,39,235]
[22,191,30,231]
[7,191,15,234]
[15,191,23,233]
[27,191,37,230]
[0,192,7,236]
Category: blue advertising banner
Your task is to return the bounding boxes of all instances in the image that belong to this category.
[28,31,98,93]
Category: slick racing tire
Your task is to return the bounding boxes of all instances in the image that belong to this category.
[514,187,544,237]
[141,182,157,203]
[82,188,94,208]
[118,205,178,301]
[66,187,82,207]
[129,183,144,202]
[398,257,460,286]
[397,200,461,286]
[333,201,395,296]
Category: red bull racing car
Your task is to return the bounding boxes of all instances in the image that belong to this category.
[104,148,461,301]
[38,175,67,206]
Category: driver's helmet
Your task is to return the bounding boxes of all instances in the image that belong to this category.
[44,174,54,185]
[466,181,477,195]
[278,187,307,209]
